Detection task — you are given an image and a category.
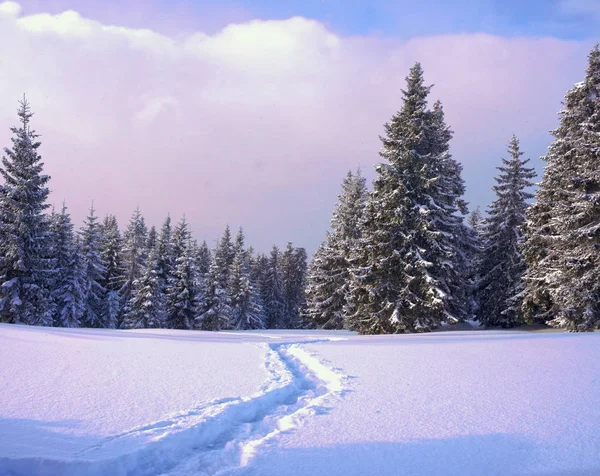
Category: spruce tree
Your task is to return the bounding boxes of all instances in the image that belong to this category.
[122,247,165,329]
[305,169,367,329]
[156,215,175,293]
[229,228,265,330]
[522,45,600,330]
[0,98,54,325]
[280,243,308,328]
[167,241,200,330]
[476,136,536,327]
[147,225,158,251]
[262,246,287,329]
[100,214,125,328]
[50,204,86,327]
[120,207,148,321]
[79,204,107,327]
[345,63,470,334]
[195,240,211,277]
[197,228,233,330]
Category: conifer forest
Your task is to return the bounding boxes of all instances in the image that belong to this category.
[2,45,600,334]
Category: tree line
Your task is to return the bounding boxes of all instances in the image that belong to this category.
[2,45,599,334]
[306,44,600,333]
[0,107,307,330]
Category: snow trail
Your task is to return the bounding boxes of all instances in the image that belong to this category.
[0,337,348,476]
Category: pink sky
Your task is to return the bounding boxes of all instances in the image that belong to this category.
[0,1,592,252]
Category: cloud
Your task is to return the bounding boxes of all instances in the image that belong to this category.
[0,1,592,252]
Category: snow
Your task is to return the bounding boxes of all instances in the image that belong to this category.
[1,325,600,476]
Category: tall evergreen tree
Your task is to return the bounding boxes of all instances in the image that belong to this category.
[0,98,54,325]
[195,240,211,277]
[147,225,158,251]
[281,243,308,328]
[345,63,469,334]
[155,215,175,292]
[100,214,124,328]
[49,204,86,328]
[122,247,165,329]
[120,207,148,321]
[229,228,265,330]
[476,136,536,327]
[522,45,600,331]
[197,228,233,330]
[262,246,287,329]
[167,241,201,330]
[305,169,367,329]
[79,204,107,327]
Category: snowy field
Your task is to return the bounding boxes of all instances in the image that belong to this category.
[1,324,599,475]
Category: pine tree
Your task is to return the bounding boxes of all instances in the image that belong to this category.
[468,207,484,236]
[0,98,54,325]
[156,215,175,293]
[147,225,158,251]
[166,240,201,330]
[79,204,107,327]
[280,243,308,328]
[50,204,86,327]
[345,63,470,334]
[172,217,191,261]
[305,169,367,329]
[195,240,211,277]
[120,207,148,321]
[100,214,124,328]
[229,228,265,330]
[262,246,287,329]
[476,136,536,327]
[197,228,233,330]
[522,45,600,331]
[122,247,165,329]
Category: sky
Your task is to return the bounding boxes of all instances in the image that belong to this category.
[0,1,598,253]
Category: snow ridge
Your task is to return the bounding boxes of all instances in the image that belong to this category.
[0,338,348,476]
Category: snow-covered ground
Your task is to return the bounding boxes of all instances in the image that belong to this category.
[1,324,599,475]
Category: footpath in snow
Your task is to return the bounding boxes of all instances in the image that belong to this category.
[2,325,600,475]
[0,325,350,476]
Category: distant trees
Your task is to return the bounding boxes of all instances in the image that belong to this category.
[0,99,308,331]
[3,45,600,333]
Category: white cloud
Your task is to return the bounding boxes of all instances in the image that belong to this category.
[0,1,592,252]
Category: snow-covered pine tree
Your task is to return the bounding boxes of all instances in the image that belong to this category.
[476,136,536,327]
[229,228,265,330]
[79,204,108,328]
[50,204,86,327]
[280,243,308,328]
[262,246,287,329]
[100,214,125,328]
[464,207,484,319]
[120,207,148,322]
[122,247,165,329]
[156,216,175,293]
[345,63,470,334]
[305,169,367,329]
[197,228,233,330]
[147,225,158,251]
[468,207,484,237]
[167,240,201,330]
[522,45,600,331]
[0,98,54,325]
[172,217,191,262]
[165,217,192,327]
[195,240,211,277]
